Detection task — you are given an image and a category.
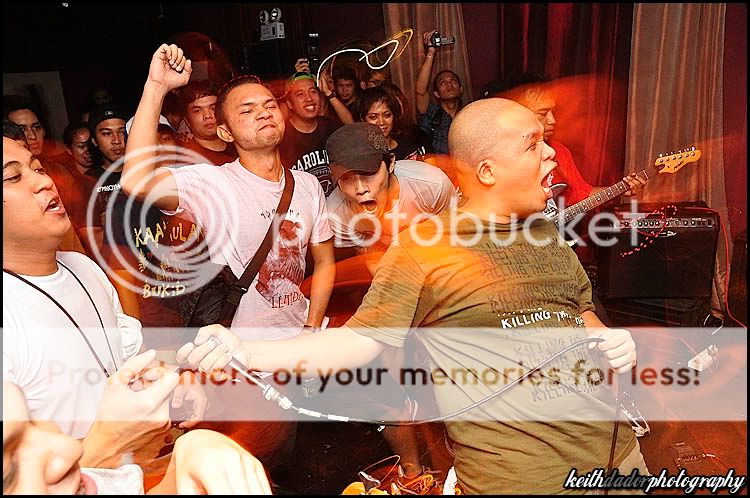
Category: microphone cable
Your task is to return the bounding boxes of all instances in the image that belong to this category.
[215,336,626,486]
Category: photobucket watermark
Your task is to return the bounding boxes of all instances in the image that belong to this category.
[331,197,648,250]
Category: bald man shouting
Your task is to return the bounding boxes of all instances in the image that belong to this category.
[177,98,646,494]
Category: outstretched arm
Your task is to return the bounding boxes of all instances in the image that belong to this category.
[176,324,385,376]
[122,44,191,210]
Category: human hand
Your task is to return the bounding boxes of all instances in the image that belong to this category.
[152,429,272,494]
[147,44,192,92]
[588,328,637,373]
[175,324,248,376]
[171,370,209,429]
[82,350,180,467]
[318,71,333,97]
[423,30,438,50]
[621,172,647,197]
[295,57,310,73]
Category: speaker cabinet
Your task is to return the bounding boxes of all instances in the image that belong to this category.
[598,206,719,299]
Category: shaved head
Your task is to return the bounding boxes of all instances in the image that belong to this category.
[447,97,557,220]
[448,97,528,174]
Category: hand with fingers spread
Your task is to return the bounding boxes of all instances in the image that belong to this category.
[175,324,248,377]
[587,328,637,373]
[148,429,272,494]
[81,349,181,468]
[147,43,193,92]
[621,172,647,197]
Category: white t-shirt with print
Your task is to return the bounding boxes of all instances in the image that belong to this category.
[3,251,143,438]
[168,160,333,340]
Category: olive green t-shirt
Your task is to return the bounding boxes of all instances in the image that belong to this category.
[346,213,636,494]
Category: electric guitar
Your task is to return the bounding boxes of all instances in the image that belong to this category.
[544,147,702,227]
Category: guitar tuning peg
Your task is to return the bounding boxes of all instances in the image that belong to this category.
[658,153,663,158]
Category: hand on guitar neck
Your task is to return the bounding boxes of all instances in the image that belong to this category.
[592,171,647,198]
[545,147,702,226]
[544,147,702,246]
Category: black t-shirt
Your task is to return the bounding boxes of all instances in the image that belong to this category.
[279,116,341,196]
[104,196,203,336]
[391,136,427,161]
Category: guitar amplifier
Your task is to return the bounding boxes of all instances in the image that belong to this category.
[597,203,719,299]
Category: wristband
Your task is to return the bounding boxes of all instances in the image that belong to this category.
[325,93,336,101]
[303,325,321,333]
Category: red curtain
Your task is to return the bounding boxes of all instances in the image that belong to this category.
[498,3,634,188]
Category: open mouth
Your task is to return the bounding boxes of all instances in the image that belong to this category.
[359,200,378,214]
[45,196,65,213]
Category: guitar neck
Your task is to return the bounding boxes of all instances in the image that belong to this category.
[557,165,659,224]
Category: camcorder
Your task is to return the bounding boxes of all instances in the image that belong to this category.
[430,31,455,48]
[307,32,321,75]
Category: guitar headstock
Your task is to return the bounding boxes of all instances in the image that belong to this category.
[654,147,702,174]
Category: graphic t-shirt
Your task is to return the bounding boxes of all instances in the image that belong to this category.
[105,198,201,342]
[345,214,636,494]
[168,160,333,340]
[279,116,341,196]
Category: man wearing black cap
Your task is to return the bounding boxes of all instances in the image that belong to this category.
[326,122,457,271]
[89,104,128,174]
[87,103,148,317]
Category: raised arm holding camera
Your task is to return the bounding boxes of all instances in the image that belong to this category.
[415,30,462,154]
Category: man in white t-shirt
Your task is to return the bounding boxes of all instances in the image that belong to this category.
[2,133,186,470]
[122,44,335,468]
[326,122,457,273]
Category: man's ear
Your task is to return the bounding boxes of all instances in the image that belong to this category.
[433,90,441,100]
[476,160,496,187]
[216,124,234,143]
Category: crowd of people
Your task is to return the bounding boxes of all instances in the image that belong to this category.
[4,29,653,495]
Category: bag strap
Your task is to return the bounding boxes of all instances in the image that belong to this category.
[219,167,295,324]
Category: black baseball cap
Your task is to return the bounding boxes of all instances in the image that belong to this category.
[326,122,391,184]
[88,104,128,135]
